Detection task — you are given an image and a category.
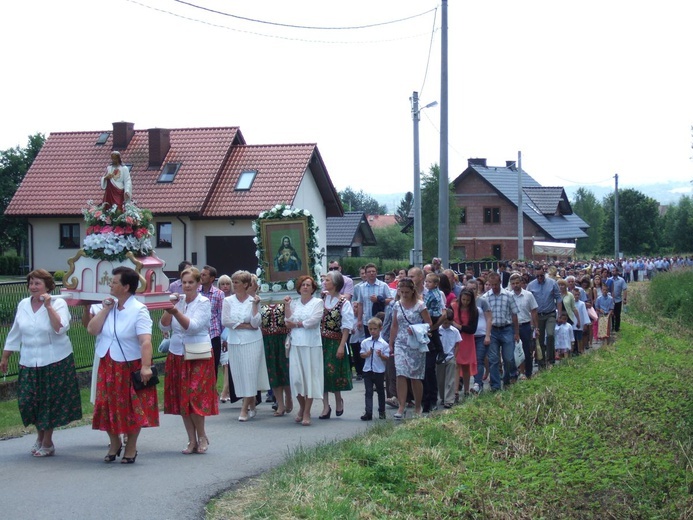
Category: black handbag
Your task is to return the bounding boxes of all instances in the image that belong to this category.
[131,366,159,390]
[113,303,159,390]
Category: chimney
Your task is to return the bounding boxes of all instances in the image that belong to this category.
[506,160,516,169]
[148,128,171,167]
[468,158,487,168]
[112,121,135,150]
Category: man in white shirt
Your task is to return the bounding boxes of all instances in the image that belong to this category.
[509,273,538,379]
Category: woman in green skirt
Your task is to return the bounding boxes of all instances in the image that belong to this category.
[319,270,354,419]
[261,302,293,416]
[0,269,82,457]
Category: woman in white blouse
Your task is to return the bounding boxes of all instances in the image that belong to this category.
[284,275,324,426]
[160,268,219,454]
[0,269,82,457]
[222,270,269,422]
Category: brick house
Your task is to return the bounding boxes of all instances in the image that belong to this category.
[5,122,343,277]
[452,158,588,261]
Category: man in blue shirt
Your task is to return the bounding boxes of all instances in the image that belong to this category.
[526,264,563,368]
[608,267,628,332]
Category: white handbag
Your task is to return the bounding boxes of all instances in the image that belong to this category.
[184,341,213,361]
[514,340,526,368]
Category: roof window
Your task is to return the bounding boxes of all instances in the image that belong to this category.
[96,132,110,145]
[235,169,257,191]
[157,162,181,183]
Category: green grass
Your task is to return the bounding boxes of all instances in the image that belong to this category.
[207,277,693,519]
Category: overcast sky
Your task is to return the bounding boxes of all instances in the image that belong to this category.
[2,0,692,199]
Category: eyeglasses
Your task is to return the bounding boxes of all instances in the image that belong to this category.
[328,266,339,271]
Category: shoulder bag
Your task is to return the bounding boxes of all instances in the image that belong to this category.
[113,305,159,390]
[183,340,213,361]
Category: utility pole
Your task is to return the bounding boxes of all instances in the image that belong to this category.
[517,151,524,260]
[411,91,423,268]
[437,0,449,267]
[614,173,620,259]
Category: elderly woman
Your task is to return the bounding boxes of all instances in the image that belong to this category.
[319,270,354,420]
[222,270,269,422]
[88,267,158,464]
[389,277,433,419]
[160,268,218,454]
[284,275,324,426]
[0,269,82,457]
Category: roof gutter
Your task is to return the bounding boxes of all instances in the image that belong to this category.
[28,221,34,271]
[176,216,187,262]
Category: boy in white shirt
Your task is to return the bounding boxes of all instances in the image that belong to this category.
[360,317,390,420]
[437,309,461,409]
[572,288,590,355]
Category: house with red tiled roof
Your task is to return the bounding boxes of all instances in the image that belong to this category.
[5,122,343,276]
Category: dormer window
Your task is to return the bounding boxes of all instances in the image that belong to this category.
[96,132,110,145]
[235,170,257,191]
[157,162,181,183]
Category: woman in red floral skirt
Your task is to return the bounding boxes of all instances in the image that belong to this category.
[160,268,218,454]
[88,267,158,464]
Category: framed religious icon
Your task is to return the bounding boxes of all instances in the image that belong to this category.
[260,218,310,282]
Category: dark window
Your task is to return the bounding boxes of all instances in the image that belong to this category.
[492,244,502,260]
[156,222,172,248]
[459,207,467,224]
[157,163,181,183]
[60,224,80,249]
[95,132,110,145]
[484,207,501,224]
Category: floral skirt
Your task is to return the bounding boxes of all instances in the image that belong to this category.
[18,354,82,430]
[164,353,219,417]
[322,337,353,392]
[597,316,611,340]
[92,352,159,434]
[264,333,290,388]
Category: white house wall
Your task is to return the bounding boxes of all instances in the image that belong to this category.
[29,218,84,272]
[294,165,328,273]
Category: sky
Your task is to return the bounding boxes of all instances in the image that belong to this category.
[2,0,692,203]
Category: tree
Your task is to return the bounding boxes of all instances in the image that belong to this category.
[599,188,660,255]
[395,191,413,225]
[363,224,413,259]
[662,196,693,252]
[339,187,387,215]
[420,164,460,262]
[0,133,45,255]
[571,187,604,254]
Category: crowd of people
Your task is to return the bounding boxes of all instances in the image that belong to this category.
[2,252,676,463]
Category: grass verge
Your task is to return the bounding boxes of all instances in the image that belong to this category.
[208,289,692,519]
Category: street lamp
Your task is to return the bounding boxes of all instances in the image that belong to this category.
[411,91,438,268]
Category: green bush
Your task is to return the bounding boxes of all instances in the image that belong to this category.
[53,270,65,281]
[647,269,693,325]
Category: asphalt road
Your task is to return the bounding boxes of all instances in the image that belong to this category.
[0,381,375,520]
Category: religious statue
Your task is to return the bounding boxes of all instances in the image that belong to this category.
[101,151,132,211]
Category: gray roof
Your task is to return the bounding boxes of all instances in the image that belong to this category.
[326,211,377,247]
[453,163,589,240]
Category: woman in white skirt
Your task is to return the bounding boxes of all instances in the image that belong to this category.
[284,275,324,426]
[222,271,269,422]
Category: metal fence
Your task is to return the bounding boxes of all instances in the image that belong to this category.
[0,281,166,378]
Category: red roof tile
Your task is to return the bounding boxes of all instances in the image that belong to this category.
[6,126,342,218]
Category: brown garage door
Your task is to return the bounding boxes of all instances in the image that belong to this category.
[205,236,257,277]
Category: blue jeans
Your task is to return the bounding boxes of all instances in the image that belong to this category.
[518,322,534,378]
[490,325,517,388]
[473,335,491,389]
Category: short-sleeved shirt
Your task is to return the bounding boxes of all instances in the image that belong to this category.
[484,289,519,327]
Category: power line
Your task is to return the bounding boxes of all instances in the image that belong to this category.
[418,6,439,98]
[125,0,437,44]
[172,0,437,30]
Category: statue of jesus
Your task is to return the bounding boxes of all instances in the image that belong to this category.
[101,151,132,211]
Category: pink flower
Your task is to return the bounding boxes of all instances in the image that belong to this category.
[94,211,102,218]
[93,225,102,233]
[135,228,147,239]
[125,217,135,225]
[86,226,94,235]
[113,226,125,235]
[101,225,113,234]
[124,226,134,235]
[104,217,111,224]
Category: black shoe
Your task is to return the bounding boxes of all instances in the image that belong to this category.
[360,413,372,421]
[318,406,332,420]
[378,412,386,419]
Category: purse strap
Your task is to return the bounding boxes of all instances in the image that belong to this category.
[112,302,133,374]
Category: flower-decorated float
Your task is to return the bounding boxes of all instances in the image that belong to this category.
[61,200,170,308]
[253,204,323,301]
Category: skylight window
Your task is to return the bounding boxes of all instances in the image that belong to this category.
[96,132,110,145]
[235,169,257,191]
[157,162,181,183]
